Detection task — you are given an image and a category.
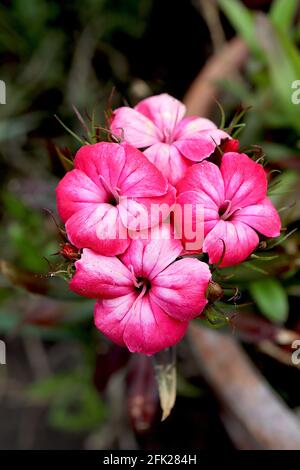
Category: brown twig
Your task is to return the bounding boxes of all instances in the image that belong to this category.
[193,0,226,53]
[183,37,249,117]
[189,324,300,450]
[258,340,300,370]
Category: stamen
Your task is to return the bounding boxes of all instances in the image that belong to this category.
[99,175,120,205]
[99,175,112,194]
[161,109,177,144]
[131,282,148,310]
[137,283,147,300]
[219,200,241,220]
[226,206,242,219]
[219,200,231,220]
[128,264,151,304]
[129,264,142,289]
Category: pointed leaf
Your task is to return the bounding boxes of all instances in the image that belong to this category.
[218,0,261,56]
[249,278,289,324]
[270,0,299,34]
[152,348,177,421]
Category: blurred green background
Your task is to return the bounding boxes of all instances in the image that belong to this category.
[0,0,299,450]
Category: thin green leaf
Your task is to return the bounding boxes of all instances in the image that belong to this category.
[218,0,261,56]
[255,14,300,132]
[55,146,74,171]
[215,99,226,129]
[243,262,268,275]
[54,115,85,145]
[250,254,279,262]
[270,0,299,34]
[268,228,298,249]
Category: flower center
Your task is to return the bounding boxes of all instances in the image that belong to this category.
[107,193,119,206]
[99,175,120,206]
[129,265,151,297]
[219,200,241,221]
[135,277,151,293]
[162,129,173,145]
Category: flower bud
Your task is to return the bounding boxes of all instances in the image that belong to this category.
[206,280,224,303]
[221,138,239,153]
[59,242,80,261]
[126,354,158,433]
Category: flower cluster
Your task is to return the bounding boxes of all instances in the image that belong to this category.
[56,93,281,355]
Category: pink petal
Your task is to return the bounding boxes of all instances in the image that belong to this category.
[175,190,218,252]
[70,249,133,299]
[110,107,162,147]
[203,219,259,267]
[221,153,268,209]
[96,294,188,355]
[118,184,176,231]
[135,93,186,142]
[174,128,229,162]
[118,143,168,197]
[125,295,188,354]
[176,190,219,222]
[176,161,225,207]
[120,223,183,279]
[66,204,130,256]
[174,116,218,138]
[118,197,152,232]
[74,142,125,190]
[150,258,211,321]
[56,169,107,223]
[144,143,191,186]
[233,197,281,237]
[94,293,138,347]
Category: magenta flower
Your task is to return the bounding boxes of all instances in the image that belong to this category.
[176,152,281,267]
[70,224,211,355]
[110,93,229,185]
[56,142,175,256]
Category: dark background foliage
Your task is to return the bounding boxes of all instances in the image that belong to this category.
[0,0,299,450]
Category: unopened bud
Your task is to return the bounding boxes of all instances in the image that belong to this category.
[206,280,224,303]
[221,138,239,153]
[59,242,80,261]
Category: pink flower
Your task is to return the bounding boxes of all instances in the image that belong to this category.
[70,224,211,355]
[110,93,229,185]
[56,142,175,256]
[176,152,281,267]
